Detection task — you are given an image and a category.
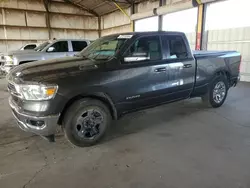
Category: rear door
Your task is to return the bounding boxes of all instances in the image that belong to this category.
[161,34,196,99]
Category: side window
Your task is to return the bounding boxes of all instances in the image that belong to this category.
[24,44,36,50]
[48,41,68,52]
[124,36,162,62]
[163,35,188,59]
[72,41,88,52]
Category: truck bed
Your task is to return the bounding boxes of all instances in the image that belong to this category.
[193,50,241,95]
[193,50,237,59]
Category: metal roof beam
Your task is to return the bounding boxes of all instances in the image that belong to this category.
[64,0,99,16]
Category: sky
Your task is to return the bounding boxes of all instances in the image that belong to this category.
[135,0,250,33]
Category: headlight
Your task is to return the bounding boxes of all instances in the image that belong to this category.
[4,55,13,64]
[13,57,18,65]
[15,84,58,101]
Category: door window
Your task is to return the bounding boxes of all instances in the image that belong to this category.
[124,36,162,62]
[162,35,188,59]
[72,41,88,52]
[48,41,68,52]
[24,44,36,50]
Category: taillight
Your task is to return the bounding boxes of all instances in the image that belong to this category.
[239,56,242,71]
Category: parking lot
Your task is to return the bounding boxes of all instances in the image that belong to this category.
[0,77,250,188]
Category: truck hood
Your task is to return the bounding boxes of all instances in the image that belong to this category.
[7,56,97,83]
[1,50,36,56]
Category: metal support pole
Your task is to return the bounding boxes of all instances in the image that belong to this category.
[195,4,204,50]
[113,2,133,32]
[158,0,164,31]
[131,2,135,31]
[98,16,101,38]
[43,0,51,39]
[201,4,208,50]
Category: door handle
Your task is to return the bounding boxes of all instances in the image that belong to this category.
[155,67,166,72]
[183,64,192,68]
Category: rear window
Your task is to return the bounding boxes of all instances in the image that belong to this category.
[72,41,88,52]
[24,44,36,50]
[162,35,188,59]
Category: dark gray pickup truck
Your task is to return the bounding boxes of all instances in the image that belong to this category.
[7,31,241,147]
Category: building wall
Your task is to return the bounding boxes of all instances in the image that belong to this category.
[136,0,159,13]
[101,8,131,37]
[0,0,98,53]
[206,27,250,82]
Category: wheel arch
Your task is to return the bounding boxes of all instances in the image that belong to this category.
[58,92,118,125]
[214,69,231,85]
[19,60,36,65]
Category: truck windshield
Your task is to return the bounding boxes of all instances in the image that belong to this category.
[78,35,129,60]
[34,42,50,52]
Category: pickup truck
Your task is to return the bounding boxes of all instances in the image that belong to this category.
[1,39,90,73]
[6,31,241,147]
[0,43,40,73]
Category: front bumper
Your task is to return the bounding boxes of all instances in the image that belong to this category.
[230,76,240,87]
[0,64,14,74]
[9,97,59,136]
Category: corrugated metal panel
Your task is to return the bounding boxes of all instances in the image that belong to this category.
[50,14,98,30]
[49,1,92,15]
[5,27,48,40]
[4,9,26,26]
[101,24,131,36]
[0,41,7,52]
[102,8,131,30]
[0,27,4,39]
[137,1,159,13]
[51,29,98,40]
[69,0,129,16]
[84,31,99,40]
[0,0,45,11]
[26,12,46,27]
[207,27,250,81]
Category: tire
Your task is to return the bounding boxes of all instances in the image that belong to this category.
[202,75,229,108]
[63,98,112,147]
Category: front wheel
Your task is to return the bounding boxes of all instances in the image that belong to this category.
[63,98,111,147]
[202,75,229,108]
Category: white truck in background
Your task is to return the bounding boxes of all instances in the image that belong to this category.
[0,39,90,73]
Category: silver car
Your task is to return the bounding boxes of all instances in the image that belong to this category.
[1,39,90,73]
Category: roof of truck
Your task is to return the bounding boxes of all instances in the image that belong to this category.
[49,39,90,42]
[105,31,185,38]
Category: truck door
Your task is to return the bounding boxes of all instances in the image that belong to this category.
[161,34,196,100]
[45,41,71,60]
[115,35,170,111]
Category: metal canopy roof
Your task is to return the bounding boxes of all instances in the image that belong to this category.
[65,0,137,16]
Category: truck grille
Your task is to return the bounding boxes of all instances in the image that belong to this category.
[8,82,16,92]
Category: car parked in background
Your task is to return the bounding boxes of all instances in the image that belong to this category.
[1,39,90,73]
[19,43,39,51]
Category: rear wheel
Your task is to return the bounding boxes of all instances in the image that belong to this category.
[202,75,229,108]
[63,98,111,147]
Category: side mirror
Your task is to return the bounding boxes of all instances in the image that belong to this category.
[124,52,149,63]
[47,47,55,52]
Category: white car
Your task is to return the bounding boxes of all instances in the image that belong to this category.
[19,43,39,50]
[1,39,90,73]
